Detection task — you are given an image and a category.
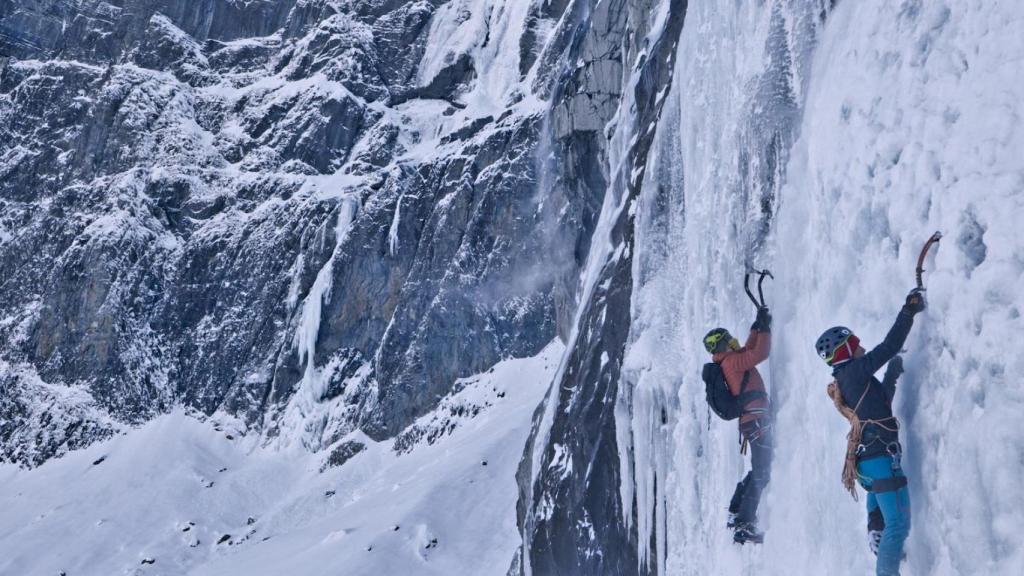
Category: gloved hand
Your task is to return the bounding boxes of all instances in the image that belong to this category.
[886,355,904,379]
[903,288,927,315]
[751,306,772,332]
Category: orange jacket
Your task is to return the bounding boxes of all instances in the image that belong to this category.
[712,330,771,423]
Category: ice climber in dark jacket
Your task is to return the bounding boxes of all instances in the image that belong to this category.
[815,288,926,576]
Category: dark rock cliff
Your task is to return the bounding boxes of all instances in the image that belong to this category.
[3,0,687,572]
[514,1,688,575]
[0,0,585,463]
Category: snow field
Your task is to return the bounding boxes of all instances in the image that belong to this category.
[0,342,562,576]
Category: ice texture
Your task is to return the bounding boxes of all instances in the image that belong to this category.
[621,0,1024,574]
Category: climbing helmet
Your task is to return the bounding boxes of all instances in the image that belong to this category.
[815,326,860,366]
[704,328,738,354]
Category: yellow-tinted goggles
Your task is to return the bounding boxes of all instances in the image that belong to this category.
[704,332,739,353]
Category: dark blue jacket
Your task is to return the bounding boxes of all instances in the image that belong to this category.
[832,309,915,460]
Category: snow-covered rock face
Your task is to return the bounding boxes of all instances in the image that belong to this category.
[0,0,582,465]
[514,2,689,574]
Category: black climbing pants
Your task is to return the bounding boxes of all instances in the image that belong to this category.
[729,419,773,525]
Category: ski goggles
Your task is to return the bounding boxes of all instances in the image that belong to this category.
[704,331,739,353]
[823,333,860,366]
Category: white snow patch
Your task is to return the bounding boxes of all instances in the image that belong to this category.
[0,343,563,576]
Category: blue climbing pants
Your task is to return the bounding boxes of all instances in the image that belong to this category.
[858,455,911,576]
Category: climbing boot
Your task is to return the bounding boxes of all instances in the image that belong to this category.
[868,529,882,556]
[726,512,739,530]
[733,523,763,545]
[868,529,907,560]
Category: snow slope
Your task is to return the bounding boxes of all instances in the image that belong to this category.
[0,342,561,576]
[624,0,1024,574]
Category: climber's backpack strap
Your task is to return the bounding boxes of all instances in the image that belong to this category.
[736,370,767,407]
[703,363,742,421]
[703,363,767,421]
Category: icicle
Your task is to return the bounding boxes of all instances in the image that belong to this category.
[388,195,402,257]
[293,196,359,403]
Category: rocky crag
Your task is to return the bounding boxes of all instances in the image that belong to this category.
[2,1,689,573]
[0,0,588,465]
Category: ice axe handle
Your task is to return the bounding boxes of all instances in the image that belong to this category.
[744,273,758,307]
[744,269,772,308]
[758,269,773,306]
[915,232,942,290]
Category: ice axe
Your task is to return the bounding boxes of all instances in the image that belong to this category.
[744,268,773,308]
[915,231,942,290]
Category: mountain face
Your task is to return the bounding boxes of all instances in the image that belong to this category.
[514,2,689,573]
[3,1,1024,575]
[0,0,586,466]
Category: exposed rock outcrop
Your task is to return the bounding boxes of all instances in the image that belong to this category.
[0,0,580,462]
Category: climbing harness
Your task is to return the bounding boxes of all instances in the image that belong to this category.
[915,231,942,290]
[857,443,908,493]
[862,473,908,494]
[826,379,900,501]
[744,268,773,308]
[856,443,908,494]
[739,418,771,455]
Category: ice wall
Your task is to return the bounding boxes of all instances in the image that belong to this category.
[624,0,1024,574]
[768,1,1024,573]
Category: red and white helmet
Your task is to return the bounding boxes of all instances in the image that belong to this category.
[815,326,860,366]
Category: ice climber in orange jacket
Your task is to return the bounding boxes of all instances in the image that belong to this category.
[703,306,772,544]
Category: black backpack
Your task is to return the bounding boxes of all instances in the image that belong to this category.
[702,362,765,421]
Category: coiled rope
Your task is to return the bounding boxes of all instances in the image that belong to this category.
[826,380,898,501]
